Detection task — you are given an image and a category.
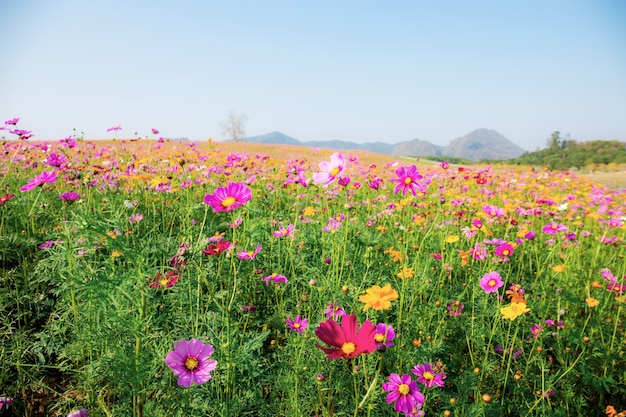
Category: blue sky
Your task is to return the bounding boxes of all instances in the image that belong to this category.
[1,0,624,151]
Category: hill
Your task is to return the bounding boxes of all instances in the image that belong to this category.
[245,128,525,160]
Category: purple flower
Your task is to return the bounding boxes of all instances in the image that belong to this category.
[382,373,425,414]
[20,171,58,192]
[261,273,288,286]
[374,323,396,349]
[4,117,19,125]
[204,182,252,213]
[237,244,262,260]
[480,271,504,294]
[66,409,88,417]
[59,191,81,202]
[323,302,345,320]
[389,165,427,196]
[272,224,297,238]
[107,125,122,132]
[447,300,464,316]
[129,213,144,224]
[411,362,446,388]
[286,315,308,335]
[164,339,218,387]
[0,397,13,410]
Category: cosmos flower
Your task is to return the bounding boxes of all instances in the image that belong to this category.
[411,362,446,388]
[66,409,88,417]
[0,397,12,410]
[20,171,58,192]
[286,316,308,335]
[59,191,81,202]
[312,152,345,186]
[237,244,262,260]
[204,182,252,213]
[359,284,399,311]
[164,339,218,387]
[107,125,122,132]
[382,373,425,414]
[479,271,504,294]
[494,243,514,259]
[314,314,377,359]
[500,302,531,320]
[272,224,298,238]
[261,273,288,286]
[0,193,15,206]
[389,165,427,196]
[148,270,181,289]
[374,323,396,349]
[202,240,233,256]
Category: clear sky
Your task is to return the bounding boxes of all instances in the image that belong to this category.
[1,0,625,151]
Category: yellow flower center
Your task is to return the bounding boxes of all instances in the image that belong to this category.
[341,342,356,355]
[404,177,413,185]
[293,323,301,329]
[330,167,340,177]
[221,196,237,208]
[159,278,169,287]
[184,357,199,371]
[488,279,496,287]
[374,334,385,343]
[398,383,410,395]
[423,371,435,381]
[502,249,510,256]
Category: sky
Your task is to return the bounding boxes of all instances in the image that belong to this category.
[1,1,625,151]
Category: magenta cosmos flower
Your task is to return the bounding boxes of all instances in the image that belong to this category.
[164,339,218,387]
[204,182,252,213]
[390,165,427,196]
[411,362,446,388]
[20,171,58,192]
[262,273,288,286]
[480,271,504,293]
[382,373,425,414]
[237,244,262,260]
[66,409,88,417]
[286,315,308,335]
[314,314,377,359]
[312,152,345,186]
[374,323,396,349]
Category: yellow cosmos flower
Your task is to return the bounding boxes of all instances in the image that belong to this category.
[303,206,316,217]
[359,283,399,311]
[585,297,600,308]
[396,267,414,279]
[444,235,460,244]
[552,264,567,273]
[500,302,531,320]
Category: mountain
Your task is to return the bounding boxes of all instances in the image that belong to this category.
[244,128,525,161]
[443,129,525,160]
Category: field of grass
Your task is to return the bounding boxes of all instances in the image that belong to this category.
[1,136,625,417]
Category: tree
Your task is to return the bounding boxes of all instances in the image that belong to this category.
[220,112,248,142]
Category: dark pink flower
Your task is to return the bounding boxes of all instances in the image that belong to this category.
[390,165,427,196]
[314,314,377,359]
[382,373,425,414]
[20,171,57,192]
[286,315,308,335]
[237,244,262,260]
[203,182,252,213]
[164,339,217,387]
[411,362,446,388]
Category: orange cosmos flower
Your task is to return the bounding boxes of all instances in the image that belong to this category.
[359,284,399,311]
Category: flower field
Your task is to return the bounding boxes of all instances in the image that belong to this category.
[1,122,625,417]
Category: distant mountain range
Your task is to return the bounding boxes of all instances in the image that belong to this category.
[244,128,525,161]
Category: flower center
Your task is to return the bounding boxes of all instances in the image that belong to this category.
[404,177,413,185]
[398,383,410,395]
[341,342,356,355]
[488,279,496,287]
[159,278,169,287]
[221,196,237,208]
[374,334,385,343]
[293,323,301,329]
[502,249,510,256]
[184,356,199,371]
[423,371,435,381]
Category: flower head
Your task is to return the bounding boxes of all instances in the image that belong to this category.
[286,315,308,335]
[148,270,181,288]
[0,193,15,206]
[314,314,377,359]
[480,271,504,294]
[164,339,218,387]
[412,362,446,388]
[359,283,399,311]
[20,171,58,192]
[390,165,427,196]
[381,373,425,414]
[262,273,288,286]
[272,223,297,238]
[0,397,13,410]
[500,302,531,320]
[203,182,252,212]
[66,409,88,417]
[374,323,396,349]
[202,240,233,256]
[312,152,345,186]
[59,191,81,202]
[237,244,262,260]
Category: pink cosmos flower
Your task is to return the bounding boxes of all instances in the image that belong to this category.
[483,204,505,217]
[261,273,288,286]
[314,314,377,359]
[381,373,425,414]
[389,165,427,196]
[470,242,488,261]
[107,125,122,132]
[323,302,346,320]
[272,224,297,238]
[66,409,88,417]
[148,270,181,289]
[151,128,159,135]
[494,243,514,259]
[286,315,308,335]
[4,117,19,125]
[203,182,252,213]
[374,323,396,349]
[542,222,568,235]
[480,271,504,293]
[411,362,446,388]
[0,194,15,206]
[164,339,217,387]
[312,152,345,186]
[20,171,58,192]
[59,192,81,202]
[237,244,262,260]
[202,240,233,256]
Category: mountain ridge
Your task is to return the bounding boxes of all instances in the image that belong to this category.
[244,129,525,161]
